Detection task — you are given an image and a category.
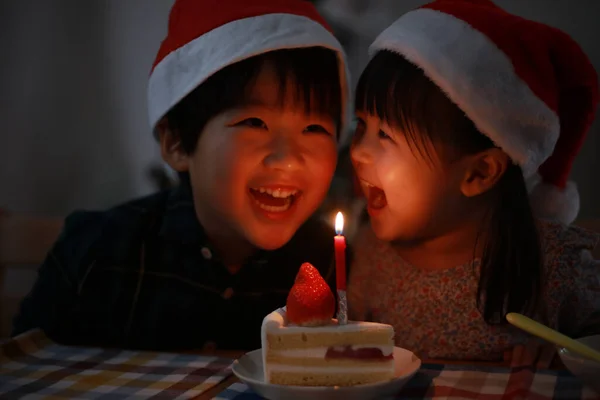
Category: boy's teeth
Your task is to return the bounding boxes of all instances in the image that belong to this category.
[254,187,298,198]
[253,197,293,212]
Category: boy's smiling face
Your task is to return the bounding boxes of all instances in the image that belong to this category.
[172,62,338,250]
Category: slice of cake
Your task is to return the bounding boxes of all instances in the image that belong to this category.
[261,263,395,386]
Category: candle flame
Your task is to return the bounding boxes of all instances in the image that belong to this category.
[335,212,344,235]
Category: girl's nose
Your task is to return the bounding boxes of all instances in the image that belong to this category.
[351,133,375,165]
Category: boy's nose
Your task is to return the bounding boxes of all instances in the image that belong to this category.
[263,135,303,172]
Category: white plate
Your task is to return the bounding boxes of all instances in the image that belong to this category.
[232,347,421,400]
[557,334,600,394]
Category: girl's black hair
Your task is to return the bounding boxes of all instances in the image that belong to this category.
[356,50,543,324]
[166,47,342,155]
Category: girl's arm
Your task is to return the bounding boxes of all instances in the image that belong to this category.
[559,254,600,337]
[540,222,600,337]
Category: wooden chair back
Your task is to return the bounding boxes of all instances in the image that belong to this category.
[0,213,63,337]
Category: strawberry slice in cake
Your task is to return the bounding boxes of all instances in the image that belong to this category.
[261,263,395,386]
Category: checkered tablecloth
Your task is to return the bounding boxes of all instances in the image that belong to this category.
[215,364,600,400]
[0,329,234,399]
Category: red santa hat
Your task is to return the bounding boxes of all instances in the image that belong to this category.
[148,0,350,140]
[370,0,598,225]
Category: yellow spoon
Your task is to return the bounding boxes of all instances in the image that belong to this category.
[506,313,600,363]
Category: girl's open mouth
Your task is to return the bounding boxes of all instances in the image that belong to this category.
[363,181,387,211]
[249,187,301,213]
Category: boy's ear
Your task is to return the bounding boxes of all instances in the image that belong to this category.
[158,117,189,172]
[460,148,509,197]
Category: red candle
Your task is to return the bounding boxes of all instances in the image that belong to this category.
[334,212,348,324]
[334,212,347,290]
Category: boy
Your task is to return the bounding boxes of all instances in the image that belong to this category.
[13,0,350,351]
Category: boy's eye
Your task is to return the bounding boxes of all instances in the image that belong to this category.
[238,118,267,129]
[303,124,331,135]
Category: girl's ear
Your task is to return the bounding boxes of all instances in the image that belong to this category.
[158,117,189,172]
[460,148,509,197]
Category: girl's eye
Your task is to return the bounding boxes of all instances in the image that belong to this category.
[238,118,267,129]
[304,124,331,135]
[353,119,366,140]
[378,129,392,140]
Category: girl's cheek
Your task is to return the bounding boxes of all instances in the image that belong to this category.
[377,153,401,183]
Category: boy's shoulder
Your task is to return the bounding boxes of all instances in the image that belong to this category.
[63,189,172,240]
[282,215,335,264]
[264,214,337,285]
[293,214,335,243]
[55,190,174,273]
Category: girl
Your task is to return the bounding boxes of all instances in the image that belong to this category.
[348,0,599,362]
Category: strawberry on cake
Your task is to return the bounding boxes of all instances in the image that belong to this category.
[261,263,395,386]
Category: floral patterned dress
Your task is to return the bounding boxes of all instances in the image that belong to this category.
[348,221,600,361]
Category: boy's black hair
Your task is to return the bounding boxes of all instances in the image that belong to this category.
[165,47,342,155]
[355,50,543,325]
